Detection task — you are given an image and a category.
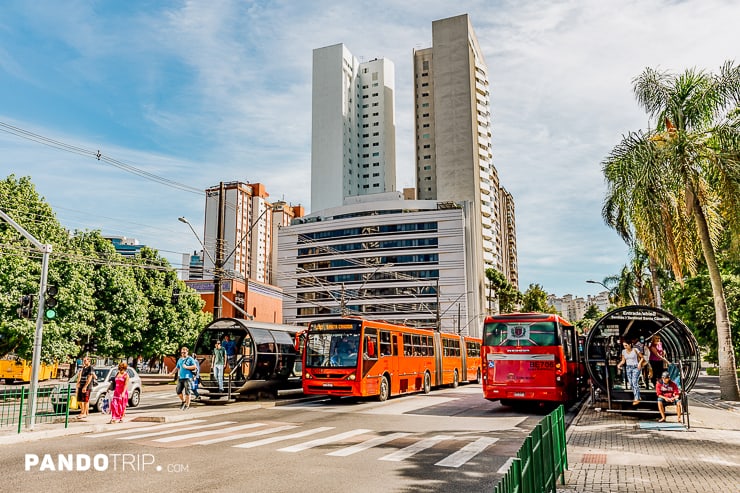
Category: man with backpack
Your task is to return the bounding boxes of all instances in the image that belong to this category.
[170,346,197,410]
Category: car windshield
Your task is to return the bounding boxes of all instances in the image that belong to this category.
[69,368,110,383]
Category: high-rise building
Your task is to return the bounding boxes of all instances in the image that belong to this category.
[499,186,519,289]
[311,43,396,212]
[413,14,513,287]
[277,192,483,336]
[202,182,303,286]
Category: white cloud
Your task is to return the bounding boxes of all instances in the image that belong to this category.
[1,0,737,296]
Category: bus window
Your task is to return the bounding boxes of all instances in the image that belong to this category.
[392,334,399,356]
[379,331,392,356]
[403,334,412,356]
[483,321,557,347]
[412,334,422,356]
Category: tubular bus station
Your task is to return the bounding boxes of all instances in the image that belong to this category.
[193,317,303,399]
[584,305,700,412]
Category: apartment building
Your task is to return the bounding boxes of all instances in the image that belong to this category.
[311,43,397,212]
[413,14,517,289]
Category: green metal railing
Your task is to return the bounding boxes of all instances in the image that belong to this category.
[0,384,72,432]
[494,404,568,493]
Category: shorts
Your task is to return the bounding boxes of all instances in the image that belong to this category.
[176,378,192,396]
[77,388,91,403]
[658,396,679,405]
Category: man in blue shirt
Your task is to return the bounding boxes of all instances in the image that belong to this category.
[222,335,237,369]
[170,346,197,410]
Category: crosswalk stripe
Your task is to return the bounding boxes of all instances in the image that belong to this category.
[118,421,236,440]
[379,434,453,462]
[278,429,372,453]
[194,425,299,445]
[326,432,412,457]
[435,437,499,468]
[85,420,206,438]
[232,427,335,449]
[153,422,266,442]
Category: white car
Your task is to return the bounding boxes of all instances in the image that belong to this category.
[52,366,142,413]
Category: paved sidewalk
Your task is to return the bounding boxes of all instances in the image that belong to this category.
[558,372,740,493]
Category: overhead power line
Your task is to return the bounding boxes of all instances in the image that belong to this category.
[0,121,204,195]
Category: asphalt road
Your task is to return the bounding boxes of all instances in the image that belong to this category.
[1,384,557,493]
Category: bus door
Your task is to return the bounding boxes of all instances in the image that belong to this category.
[378,330,396,391]
[361,327,379,394]
[433,331,443,386]
[460,336,469,381]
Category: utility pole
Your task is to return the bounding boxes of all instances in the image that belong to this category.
[0,209,51,430]
[435,278,441,331]
[214,181,225,319]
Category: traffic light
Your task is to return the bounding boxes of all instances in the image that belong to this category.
[171,287,180,305]
[90,339,98,353]
[45,285,58,320]
[17,294,34,319]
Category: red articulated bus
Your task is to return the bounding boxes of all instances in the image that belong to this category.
[481,312,587,407]
[302,318,482,401]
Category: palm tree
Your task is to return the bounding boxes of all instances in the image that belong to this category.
[602,62,740,400]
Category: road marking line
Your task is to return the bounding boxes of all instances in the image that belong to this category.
[85,420,206,438]
[362,396,458,415]
[379,434,453,462]
[232,427,335,449]
[278,429,372,453]
[195,425,299,445]
[153,422,265,442]
[118,421,236,440]
[327,432,411,457]
[435,437,499,468]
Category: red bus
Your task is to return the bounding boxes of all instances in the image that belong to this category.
[302,318,482,401]
[481,313,587,406]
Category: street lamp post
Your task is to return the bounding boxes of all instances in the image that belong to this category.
[179,216,221,319]
[586,279,609,290]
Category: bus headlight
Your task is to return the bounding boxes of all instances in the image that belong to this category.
[347,373,356,381]
[304,372,312,379]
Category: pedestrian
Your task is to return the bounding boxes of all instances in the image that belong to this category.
[170,346,197,410]
[109,362,130,423]
[616,340,645,405]
[648,335,669,388]
[191,353,201,400]
[656,370,683,422]
[74,356,94,420]
[222,334,237,369]
[212,340,227,392]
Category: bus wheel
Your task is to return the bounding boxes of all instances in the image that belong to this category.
[451,369,459,388]
[377,375,390,402]
[423,371,431,394]
[473,368,481,384]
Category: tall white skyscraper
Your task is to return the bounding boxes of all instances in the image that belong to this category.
[311,43,396,213]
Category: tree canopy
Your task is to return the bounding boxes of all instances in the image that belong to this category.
[0,175,210,365]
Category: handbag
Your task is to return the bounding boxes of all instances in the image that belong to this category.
[69,395,78,410]
[109,377,117,391]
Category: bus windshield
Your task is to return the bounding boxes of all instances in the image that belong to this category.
[483,321,558,347]
[305,331,361,368]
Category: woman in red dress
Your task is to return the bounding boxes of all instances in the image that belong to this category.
[109,362,130,423]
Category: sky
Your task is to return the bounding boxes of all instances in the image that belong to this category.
[1,0,738,298]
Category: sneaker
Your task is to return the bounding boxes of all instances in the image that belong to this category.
[185,404,190,410]
[179,402,186,410]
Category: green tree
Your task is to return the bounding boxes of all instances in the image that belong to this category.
[0,175,208,366]
[521,283,556,313]
[485,268,521,314]
[602,62,740,400]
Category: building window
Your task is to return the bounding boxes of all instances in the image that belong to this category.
[373,183,380,187]
[372,93,378,97]
[421,83,428,87]
[372,173,379,177]
[372,152,379,156]
[422,102,429,107]
[421,92,429,97]
[422,133,430,139]
[423,61,429,70]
